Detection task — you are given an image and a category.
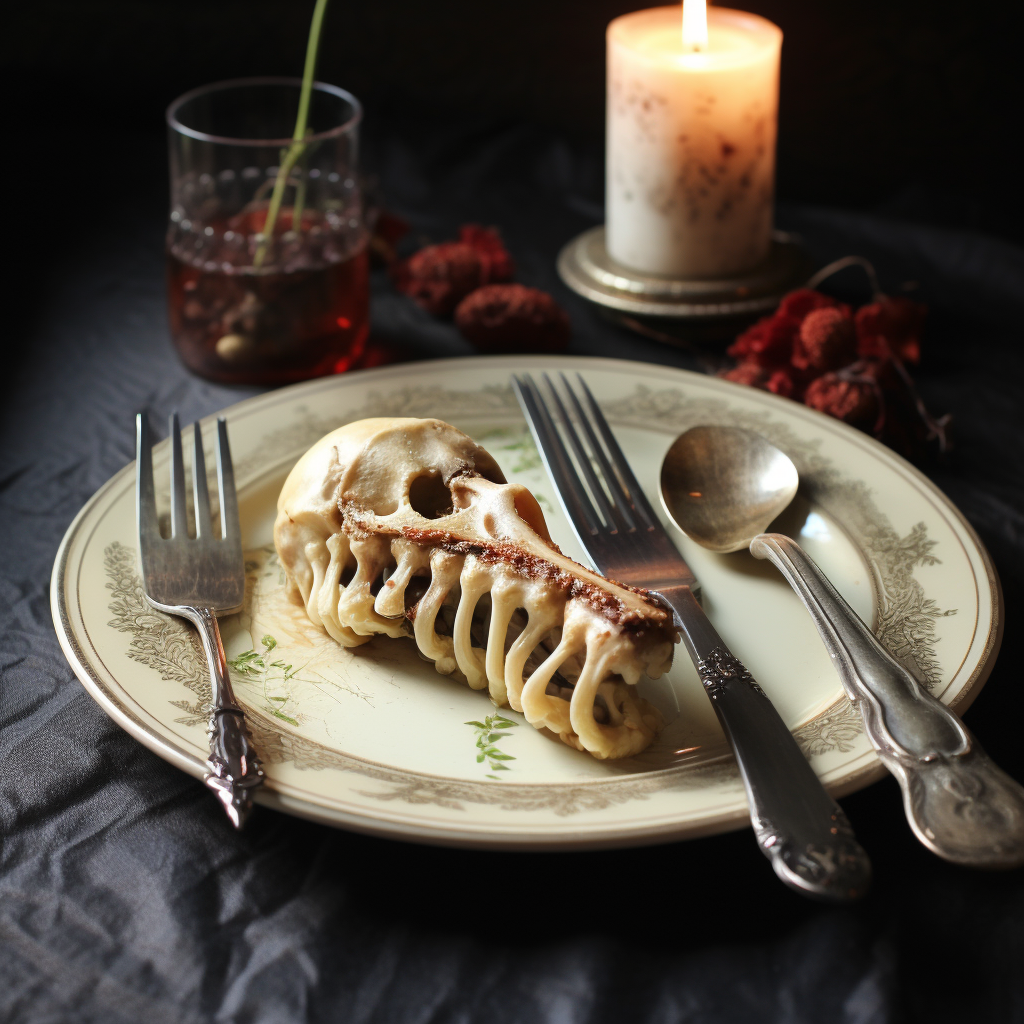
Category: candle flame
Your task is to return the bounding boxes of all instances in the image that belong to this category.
[681,0,708,52]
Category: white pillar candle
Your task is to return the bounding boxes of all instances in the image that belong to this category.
[606,4,782,279]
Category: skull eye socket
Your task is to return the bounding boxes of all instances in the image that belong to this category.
[408,473,455,519]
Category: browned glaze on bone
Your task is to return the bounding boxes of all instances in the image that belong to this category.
[340,501,674,640]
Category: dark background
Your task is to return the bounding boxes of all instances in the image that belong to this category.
[7,0,1024,238]
[10,0,1023,380]
[4,3,1024,1022]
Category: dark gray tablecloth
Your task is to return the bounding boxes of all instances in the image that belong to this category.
[3,121,1024,1023]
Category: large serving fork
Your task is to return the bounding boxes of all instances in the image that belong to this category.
[136,413,264,827]
[512,373,872,901]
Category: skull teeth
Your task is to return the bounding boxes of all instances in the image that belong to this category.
[301,529,664,759]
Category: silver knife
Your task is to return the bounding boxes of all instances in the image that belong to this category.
[513,372,871,900]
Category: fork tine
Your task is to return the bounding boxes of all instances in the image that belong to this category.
[558,373,639,528]
[192,422,212,538]
[573,374,660,529]
[552,373,639,532]
[215,418,241,544]
[136,413,160,545]
[541,373,628,532]
[512,375,602,535]
[169,412,188,539]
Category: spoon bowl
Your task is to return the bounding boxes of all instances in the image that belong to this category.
[660,425,798,553]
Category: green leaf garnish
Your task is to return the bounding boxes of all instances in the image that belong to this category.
[465,714,519,778]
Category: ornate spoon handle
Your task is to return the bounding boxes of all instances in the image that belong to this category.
[182,605,265,828]
[657,586,872,901]
[751,532,1024,868]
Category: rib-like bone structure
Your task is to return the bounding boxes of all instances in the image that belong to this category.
[274,418,676,759]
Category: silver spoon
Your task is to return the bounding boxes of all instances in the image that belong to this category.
[661,425,1024,869]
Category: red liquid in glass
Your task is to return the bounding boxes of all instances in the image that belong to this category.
[166,208,369,385]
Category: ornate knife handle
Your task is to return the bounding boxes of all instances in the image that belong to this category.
[182,605,265,829]
[657,587,872,901]
[751,533,1024,868]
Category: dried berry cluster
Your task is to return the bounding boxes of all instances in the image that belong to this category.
[393,225,570,352]
[723,288,947,452]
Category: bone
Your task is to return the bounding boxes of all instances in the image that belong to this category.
[520,636,584,743]
[484,579,520,706]
[452,556,492,691]
[374,539,429,618]
[317,533,367,646]
[339,536,406,641]
[303,538,329,629]
[504,609,561,712]
[570,655,660,759]
[412,549,462,674]
[596,681,625,727]
[273,417,675,760]
[567,649,608,754]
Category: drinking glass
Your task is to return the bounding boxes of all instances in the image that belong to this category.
[166,77,369,384]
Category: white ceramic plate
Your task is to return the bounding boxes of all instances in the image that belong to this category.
[51,356,1002,848]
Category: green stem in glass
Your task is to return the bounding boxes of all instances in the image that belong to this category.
[253,0,331,269]
[291,129,315,231]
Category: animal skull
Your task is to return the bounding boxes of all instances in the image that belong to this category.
[274,417,675,759]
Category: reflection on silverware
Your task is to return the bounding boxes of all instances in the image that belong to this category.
[514,372,871,902]
[136,412,264,827]
[660,424,1024,868]
[660,425,798,554]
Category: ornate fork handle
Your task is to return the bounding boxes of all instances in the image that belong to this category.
[751,533,1024,868]
[180,605,265,828]
[658,587,872,900]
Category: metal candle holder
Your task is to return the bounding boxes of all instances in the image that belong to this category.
[557,226,813,328]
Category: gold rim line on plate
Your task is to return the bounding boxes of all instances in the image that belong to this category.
[50,355,1003,848]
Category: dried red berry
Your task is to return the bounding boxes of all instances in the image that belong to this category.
[855,296,924,364]
[726,313,802,367]
[804,373,881,430]
[393,224,516,316]
[792,307,857,372]
[394,242,484,315]
[458,225,515,282]
[778,288,840,320]
[723,282,941,453]
[455,284,570,352]
[766,368,799,398]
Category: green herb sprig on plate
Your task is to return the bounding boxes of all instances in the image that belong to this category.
[465,714,519,780]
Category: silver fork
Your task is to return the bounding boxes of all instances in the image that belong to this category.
[136,412,265,827]
[513,372,872,901]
